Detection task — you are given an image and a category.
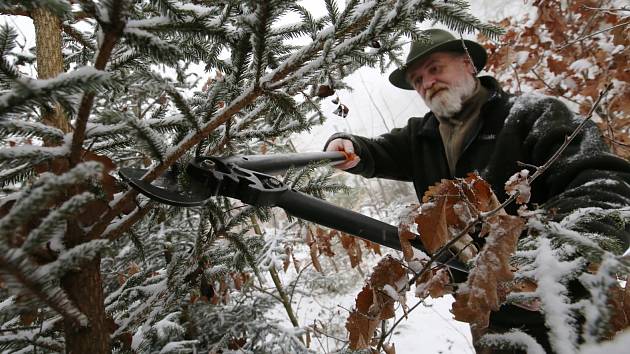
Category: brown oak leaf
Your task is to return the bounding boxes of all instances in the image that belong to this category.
[346,256,408,350]
[346,284,379,350]
[340,233,363,268]
[452,214,524,329]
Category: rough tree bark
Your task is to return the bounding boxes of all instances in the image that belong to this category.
[32,7,110,353]
[32,7,71,134]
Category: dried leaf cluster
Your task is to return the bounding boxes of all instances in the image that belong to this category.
[346,174,528,350]
[478,0,630,158]
[346,170,630,351]
[346,256,407,350]
[305,227,381,272]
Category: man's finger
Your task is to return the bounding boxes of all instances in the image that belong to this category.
[326,138,345,152]
[342,139,354,153]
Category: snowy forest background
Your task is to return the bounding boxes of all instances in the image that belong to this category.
[0,0,628,353]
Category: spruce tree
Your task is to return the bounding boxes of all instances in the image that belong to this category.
[0,1,501,352]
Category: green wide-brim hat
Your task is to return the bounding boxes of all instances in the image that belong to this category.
[389,29,487,90]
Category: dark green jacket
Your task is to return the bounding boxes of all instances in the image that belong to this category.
[327,76,630,249]
[327,76,630,352]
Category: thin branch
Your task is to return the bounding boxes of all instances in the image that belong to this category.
[311,320,349,343]
[0,9,30,17]
[557,20,630,50]
[528,83,613,182]
[69,0,126,166]
[250,216,302,341]
[528,68,581,107]
[582,6,630,13]
[61,24,95,50]
[604,135,630,148]
[103,202,154,241]
[376,298,429,351]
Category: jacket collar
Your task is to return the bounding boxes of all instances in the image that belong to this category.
[418,76,509,137]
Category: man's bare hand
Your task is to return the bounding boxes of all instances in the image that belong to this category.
[326,138,360,170]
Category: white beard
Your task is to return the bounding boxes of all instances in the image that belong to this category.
[425,75,477,118]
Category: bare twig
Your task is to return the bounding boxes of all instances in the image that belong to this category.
[0,9,30,17]
[310,320,349,343]
[582,5,630,13]
[604,135,630,148]
[557,20,630,50]
[510,63,522,95]
[459,33,478,76]
[528,68,581,107]
[376,297,429,350]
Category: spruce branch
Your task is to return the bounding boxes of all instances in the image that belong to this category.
[124,114,168,162]
[0,119,65,143]
[0,22,17,56]
[427,0,504,39]
[0,249,88,327]
[0,162,36,187]
[166,88,201,132]
[0,142,69,172]
[250,1,272,86]
[103,201,153,241]
[61,23,96,51]
[0,161,102,239]
[42,239,110,276]
[21,191,96,253]
[0,67,111,118]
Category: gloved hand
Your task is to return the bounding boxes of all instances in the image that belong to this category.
[325,138,361,170]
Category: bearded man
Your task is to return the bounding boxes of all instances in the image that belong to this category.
[325,29,630,353]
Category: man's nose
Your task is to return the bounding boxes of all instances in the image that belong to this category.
[422,76,436,90]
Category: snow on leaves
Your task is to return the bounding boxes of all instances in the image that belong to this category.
[478,0,630,158]
[505,169,531,205]
[346,256,407,350]
[400,174,525,330]
[414,173,501,260]
[348,174,527,350]
[451,214,524,330]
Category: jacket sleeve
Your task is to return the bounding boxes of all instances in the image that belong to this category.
[323,122,415,181]
[518,96,630,251]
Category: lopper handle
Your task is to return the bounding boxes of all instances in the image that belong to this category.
[216,151,350,174]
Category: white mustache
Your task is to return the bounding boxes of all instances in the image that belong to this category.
[426,84,449,101]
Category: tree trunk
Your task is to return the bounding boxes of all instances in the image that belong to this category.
[59,223,110,354]
[32,8,110,354]
[32,7,71,134]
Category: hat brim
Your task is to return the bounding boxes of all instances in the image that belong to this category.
[388,40,487,90]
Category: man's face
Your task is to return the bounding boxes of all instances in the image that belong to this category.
[406,52,477,117]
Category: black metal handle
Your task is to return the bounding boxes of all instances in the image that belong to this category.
[277,188,400,249]
[217,151,348,174]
